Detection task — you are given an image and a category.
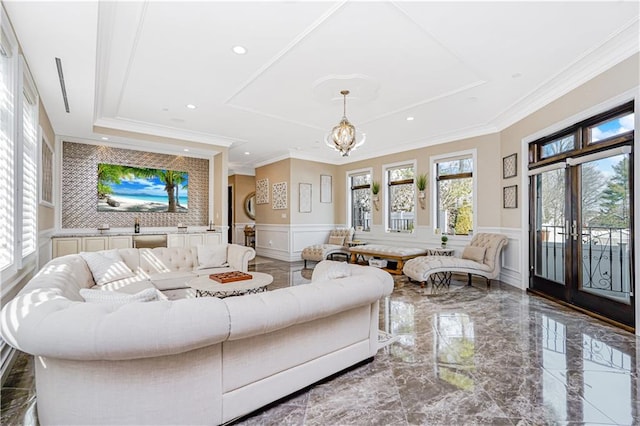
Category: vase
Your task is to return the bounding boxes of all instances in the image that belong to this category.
[441,242,447,248]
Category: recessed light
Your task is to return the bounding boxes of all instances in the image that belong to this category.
[183,148,189,152]
[101,137,109,140]
[512,73,522,79]
[232,45,247,55]
[186,104,197,109]
[406,116,414,121]
[244,151,250,155]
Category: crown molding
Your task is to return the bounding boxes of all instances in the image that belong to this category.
[490,17,639,131]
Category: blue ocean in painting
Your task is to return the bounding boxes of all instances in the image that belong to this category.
[110,193,188,207]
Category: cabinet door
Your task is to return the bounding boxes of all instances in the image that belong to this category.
[167,234,186,248]
[83,237,108,252]
[53,238,82,258]
[203,232,221,245]
[109,236,133,249]
[187,234,204,247]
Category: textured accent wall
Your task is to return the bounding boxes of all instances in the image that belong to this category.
[62,142,208,229]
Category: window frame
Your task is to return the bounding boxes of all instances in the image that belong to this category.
[0,7,18,280]
[383,160,416,233]
[19,56,39,261]
[430,149,477,237]
[0,7,40,284]
[346,167,372,232]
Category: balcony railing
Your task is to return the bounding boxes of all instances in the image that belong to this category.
[537,225,631,297]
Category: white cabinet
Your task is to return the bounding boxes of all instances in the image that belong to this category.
[203,232,221,245]
[109,236,133,249]
[52,232,221,257]
[82,237,108,252]
[167,232,222,248]
[167,234,187,248]
[52,238,82,258]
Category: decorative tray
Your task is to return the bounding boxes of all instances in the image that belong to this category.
[209,271,253,283]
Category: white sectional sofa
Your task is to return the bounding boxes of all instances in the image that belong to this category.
[0,247,394,425]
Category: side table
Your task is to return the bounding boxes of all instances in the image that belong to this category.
[424,247,455,288]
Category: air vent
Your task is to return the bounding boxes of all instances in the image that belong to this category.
[55,57,70,113]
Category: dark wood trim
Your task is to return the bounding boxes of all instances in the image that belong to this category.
[527,288,635,333]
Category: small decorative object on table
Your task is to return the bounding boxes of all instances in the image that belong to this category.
[209,271,253,284]
[134,217,140,234]
[207,220,215,231]
[97,223,110,234]
[177,222,187,233]
[441,235,448,248]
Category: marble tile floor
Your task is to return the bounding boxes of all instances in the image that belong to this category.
[1,258,638,425]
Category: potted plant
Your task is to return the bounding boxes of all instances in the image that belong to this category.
[371,181,380,210]
[416,173,427,196]
[416,173,427,209]
[441,234,448,248]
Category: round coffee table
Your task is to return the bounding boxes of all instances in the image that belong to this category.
[188,272,273,298]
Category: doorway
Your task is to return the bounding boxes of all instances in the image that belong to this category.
[228,186,233,243]
[528,103,634,327]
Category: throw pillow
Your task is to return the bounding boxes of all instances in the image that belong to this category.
[328,235,345,246]
[196,244,228,270]
[79,250,136,286]
[312,260,352,282]
[80,287,159,303]
[461,246,487,263]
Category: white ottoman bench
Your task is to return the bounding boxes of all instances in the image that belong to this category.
[349,245,426,275]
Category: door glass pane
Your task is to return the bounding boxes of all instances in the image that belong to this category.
[535,169,565,284]
[580,154,631,304]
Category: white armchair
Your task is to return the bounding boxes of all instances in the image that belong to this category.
[301,228,354,268]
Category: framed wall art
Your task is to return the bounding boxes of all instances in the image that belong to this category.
[503,185,517,209]
[320,174,332,203]
[256,178,269,204]
[39,128,54,207]
[272,181,287,209]
[299,183,311,213]
[503,153,517,179]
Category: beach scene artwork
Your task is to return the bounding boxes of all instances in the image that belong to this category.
[97,163,188,213]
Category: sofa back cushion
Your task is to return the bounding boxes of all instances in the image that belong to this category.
[79,250,136,285]
[196,244,228,269]
[328,228,354,244]
[138,247,198,274]
[469,233,508,270]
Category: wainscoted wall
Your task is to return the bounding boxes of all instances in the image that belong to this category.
[257,223,525,289]
[61,142,209,229]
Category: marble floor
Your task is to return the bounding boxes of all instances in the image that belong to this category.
[1,257,638,425]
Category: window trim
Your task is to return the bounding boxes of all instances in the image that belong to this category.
[383,159,417,233]
[346,167,373,232]
[430,149,477,237]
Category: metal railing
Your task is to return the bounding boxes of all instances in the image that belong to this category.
[537,225,631,296]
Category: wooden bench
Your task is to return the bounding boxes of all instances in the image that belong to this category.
[349,245,426,275]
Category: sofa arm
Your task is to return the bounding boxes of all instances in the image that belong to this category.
[227,244,256,272]
[0,290,231,361]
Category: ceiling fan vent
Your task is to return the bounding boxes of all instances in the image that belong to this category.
[55,57,70,113]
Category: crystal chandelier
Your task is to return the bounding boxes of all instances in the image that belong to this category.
[325,90,365,157]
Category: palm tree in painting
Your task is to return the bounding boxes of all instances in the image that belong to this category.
[133,168,188,212]
[97,164,134,199]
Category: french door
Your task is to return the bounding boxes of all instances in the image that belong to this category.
[529,103,635,328]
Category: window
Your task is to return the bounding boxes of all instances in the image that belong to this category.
[530,101,634,164]
[21,67,38,258]
[435,155,474,235]
[0,8,39,278]
[348,170,371,231]
[385,163,415,232]
[0,21,16,272]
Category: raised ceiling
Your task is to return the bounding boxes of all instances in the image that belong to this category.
[3,1,638,173]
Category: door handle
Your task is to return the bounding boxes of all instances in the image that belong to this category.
[571,220,578,241]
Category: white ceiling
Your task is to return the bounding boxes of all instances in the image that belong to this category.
[3,1,639,174]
